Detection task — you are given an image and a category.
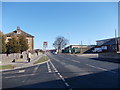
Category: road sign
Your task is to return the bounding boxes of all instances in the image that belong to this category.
[43,41,48,48]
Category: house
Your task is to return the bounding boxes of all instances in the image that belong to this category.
[5,26,34,51]
[63,45,96,54]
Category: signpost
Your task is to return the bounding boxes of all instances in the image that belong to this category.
[43,41,48,55]
[43,41,48,61]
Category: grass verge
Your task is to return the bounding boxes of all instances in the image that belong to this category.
[34,56,49,64]
[0,65,15,70]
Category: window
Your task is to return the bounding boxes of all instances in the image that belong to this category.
[26,39,28,43]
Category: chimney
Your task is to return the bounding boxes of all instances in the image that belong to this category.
[17,26,20,30]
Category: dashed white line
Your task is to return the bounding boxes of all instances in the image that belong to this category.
[49,60,71,89]
[71,60,80,63]
[47,62,52,73]
[86,64,117,74]
[18,70,25,73]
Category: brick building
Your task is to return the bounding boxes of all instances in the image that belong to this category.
[5,27,34,51]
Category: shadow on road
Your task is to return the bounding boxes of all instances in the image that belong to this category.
[4,68,119,89]
[89,58,120,64]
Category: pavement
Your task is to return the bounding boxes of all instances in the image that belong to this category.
[0,54,46,71]
[2,53,120,89]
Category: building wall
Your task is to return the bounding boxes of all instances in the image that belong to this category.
[5,37,11,43]
[63,45,94,53]
[26,37,34,51]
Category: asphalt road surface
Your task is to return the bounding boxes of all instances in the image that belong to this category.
[2,53,120,89]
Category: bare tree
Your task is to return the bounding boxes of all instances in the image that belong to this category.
[53,36,68,53]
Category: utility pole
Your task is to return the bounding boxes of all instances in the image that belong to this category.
[43,41,48,60]
[80,41,83,54]
[115,29,118,52]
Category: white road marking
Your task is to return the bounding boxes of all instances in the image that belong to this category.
[22,80,25,83]
[33,64,40,73]
[5,74,35,79]
[71,60,80,63]
[49,60,71,89]
[86,64,117,74]
[18,70,25,73]
[65,82,69,87]
[47,62,52,73]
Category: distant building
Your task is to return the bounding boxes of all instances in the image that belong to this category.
[96,37,120,59]
[63,45,96,54]
[5,26,34,51]
[96,37,120,53]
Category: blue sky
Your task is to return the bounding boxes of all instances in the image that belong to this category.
[2,2,118,49]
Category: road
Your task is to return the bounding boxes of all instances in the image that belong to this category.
[2,53,120,89]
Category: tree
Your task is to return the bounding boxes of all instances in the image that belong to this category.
[0,32,6,53]
[18,34,28,53]
[53,36,68,53]
[7,35,19,53]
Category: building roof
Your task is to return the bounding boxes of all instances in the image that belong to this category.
[5,26,34,38]
[96,37,120,42]
[69,45,96,47]
[96,37,120,46]
[65,45,96,49]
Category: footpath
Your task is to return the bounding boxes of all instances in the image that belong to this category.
[0,54,48,72]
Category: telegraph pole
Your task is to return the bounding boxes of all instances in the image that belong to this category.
[80,41,83,54]
[43,41,48,60]
[115,29,118,52]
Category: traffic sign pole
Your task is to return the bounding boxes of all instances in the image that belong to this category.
[43,42,48,60]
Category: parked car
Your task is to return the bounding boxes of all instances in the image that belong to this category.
[92,48,102,52]
[52,51,57,55]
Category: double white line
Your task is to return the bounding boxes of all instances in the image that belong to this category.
[49,60,72,89]
[47,61,52,73]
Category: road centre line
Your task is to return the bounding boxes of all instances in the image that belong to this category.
[85,64,117,74]
[18,70,25,73]
[71,60,81,63]
[47,62,52,73]
[55,55,117,74]
[49,60,71,89]
[49,60,58,72]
